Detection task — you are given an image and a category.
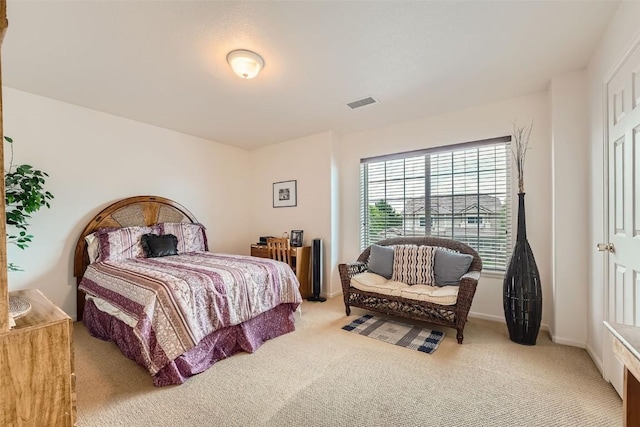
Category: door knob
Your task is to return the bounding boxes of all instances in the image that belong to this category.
[597,243,615,253]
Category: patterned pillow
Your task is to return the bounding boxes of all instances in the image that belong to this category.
[391,245,436,285]
[85,226,120,263]
[96,226,155,262]
[153,222,207,253]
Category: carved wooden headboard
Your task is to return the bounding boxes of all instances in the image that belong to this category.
[73,195,201,318]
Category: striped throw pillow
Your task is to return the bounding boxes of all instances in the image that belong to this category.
[391,245,436,285]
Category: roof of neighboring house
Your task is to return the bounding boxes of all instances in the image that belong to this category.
[402,195,504,215]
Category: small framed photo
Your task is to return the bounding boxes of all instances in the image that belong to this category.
[290,230,303,247]
[273,180,297,208]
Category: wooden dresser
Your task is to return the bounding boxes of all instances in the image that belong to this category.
[605,321,640,426]
[251,244,311,298]
[0,289,76,426]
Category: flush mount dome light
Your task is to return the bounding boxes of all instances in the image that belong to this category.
[227,49,265,79]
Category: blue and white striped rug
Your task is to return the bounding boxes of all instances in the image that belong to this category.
[342,314,445,354]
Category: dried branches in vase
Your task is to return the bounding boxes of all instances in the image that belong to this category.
[503,118,541,345]
[511,120,533,194]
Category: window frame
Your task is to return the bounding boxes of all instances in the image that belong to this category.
[360,135,512,272]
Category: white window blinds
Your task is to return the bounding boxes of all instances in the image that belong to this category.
[360,136,512,271]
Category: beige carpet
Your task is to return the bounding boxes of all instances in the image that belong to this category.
[75,296,622,426]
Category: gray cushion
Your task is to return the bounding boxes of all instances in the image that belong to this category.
[434,249,474,286]
[368,244,394,279]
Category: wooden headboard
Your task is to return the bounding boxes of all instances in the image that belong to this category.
[73,195,201,319]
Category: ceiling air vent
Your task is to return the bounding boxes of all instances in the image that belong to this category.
[347,96,379,109]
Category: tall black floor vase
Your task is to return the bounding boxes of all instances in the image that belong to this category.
[503,193,542,345]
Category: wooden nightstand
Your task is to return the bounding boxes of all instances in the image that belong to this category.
[251,244,311,298]
[0,288,76,426]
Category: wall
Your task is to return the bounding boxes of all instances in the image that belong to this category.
[3,87,252,319]
[338,92,553,325]
[586,1,640,373]
[249,132,337,295]
[549,70,589,347]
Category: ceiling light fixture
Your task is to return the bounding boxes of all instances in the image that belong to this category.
[226,49,265,79]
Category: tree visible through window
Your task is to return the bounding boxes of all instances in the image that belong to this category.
[367,199,403,238]
[360,136,512,271]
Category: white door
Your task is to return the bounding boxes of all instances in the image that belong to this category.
[604,40,640,397]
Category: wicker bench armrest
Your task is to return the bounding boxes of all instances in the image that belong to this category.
[339,262,367,278]
[456,269,480,330]
[460,270,480,283]
[458,270,480,295]
[338,262,367,293]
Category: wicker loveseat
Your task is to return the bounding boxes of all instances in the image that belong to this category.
[338,237,482,344]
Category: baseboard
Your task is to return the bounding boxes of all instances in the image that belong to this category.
[586,343,604,375]
[325,289,343,299]
[468,311,504,323]
[551,335,586,349]
[468,311,551,333]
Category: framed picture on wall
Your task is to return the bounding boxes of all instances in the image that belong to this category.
[290,230,303,247]
[273,180,297,208]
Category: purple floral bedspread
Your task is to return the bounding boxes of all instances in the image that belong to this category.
[79,252,302,375]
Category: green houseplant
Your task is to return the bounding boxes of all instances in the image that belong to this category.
[4,136,54,271]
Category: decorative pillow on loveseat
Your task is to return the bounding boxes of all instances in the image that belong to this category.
[434,248,474,286]
[391,245,436,285]
[368,244,394,279]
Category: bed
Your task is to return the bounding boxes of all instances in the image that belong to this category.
[73,195,302,386]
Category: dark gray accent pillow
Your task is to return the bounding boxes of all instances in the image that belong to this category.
[141,233,179,258]
[368,244,394,279]
[434,249,474,286]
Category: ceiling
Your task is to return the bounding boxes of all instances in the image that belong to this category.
[2,1,618,150]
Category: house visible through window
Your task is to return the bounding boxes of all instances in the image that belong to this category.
[360,136,512,271]
[466,216,482,225]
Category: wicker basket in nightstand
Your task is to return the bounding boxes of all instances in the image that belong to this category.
[8,295,32,319]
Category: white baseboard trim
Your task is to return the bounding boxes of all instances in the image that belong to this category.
[469,312,585,349]
[586,343,604,375]
[468,311,504,323]
[468,311,553,334]
[551,335,586,349]
[325,290,342,299]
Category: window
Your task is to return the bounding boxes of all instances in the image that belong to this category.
[360,136,512,271]
[466,216,482,225]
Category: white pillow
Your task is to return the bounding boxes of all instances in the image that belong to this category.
[85,232,99,264]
